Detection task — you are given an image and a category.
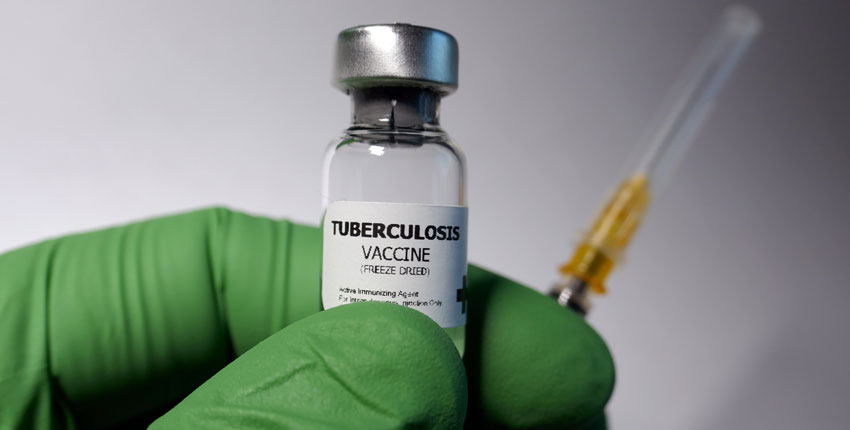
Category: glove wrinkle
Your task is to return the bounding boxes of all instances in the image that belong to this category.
[205,208,237,361]
[0,237,72,429]
[239,361,319,398]
[304,339,399,423]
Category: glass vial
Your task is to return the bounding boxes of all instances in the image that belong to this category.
[321,24,467,354]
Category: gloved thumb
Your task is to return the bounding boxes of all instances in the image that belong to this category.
[149,301,467,430]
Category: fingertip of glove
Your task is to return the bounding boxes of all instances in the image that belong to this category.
[464,266,615,429]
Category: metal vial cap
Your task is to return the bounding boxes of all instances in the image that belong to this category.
[333,23,459,95]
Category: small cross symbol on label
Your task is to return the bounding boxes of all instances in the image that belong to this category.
[456,275,468,314]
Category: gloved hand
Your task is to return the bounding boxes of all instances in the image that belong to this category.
[0,208,615,429]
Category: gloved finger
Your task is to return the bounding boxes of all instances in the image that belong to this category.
[0,208,315,428]
[148,301,466,430]
[464,266,615,429]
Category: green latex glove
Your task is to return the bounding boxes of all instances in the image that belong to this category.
[0,208,614,429]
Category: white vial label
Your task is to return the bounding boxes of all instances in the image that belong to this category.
[322,201,468,328]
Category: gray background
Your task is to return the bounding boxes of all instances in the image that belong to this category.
[1,1,848,428]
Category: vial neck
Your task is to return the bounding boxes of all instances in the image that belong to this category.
[350,87,441,130]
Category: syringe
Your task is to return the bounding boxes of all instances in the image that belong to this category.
[551,6,762,315]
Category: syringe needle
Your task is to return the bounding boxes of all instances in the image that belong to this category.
[551,6,762,315]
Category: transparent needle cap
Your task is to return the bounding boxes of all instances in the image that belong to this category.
[631,5,762,193]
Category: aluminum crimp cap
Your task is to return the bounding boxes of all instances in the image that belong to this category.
[333,23,459,95]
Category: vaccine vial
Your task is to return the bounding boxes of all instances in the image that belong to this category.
[321,24,467,354]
